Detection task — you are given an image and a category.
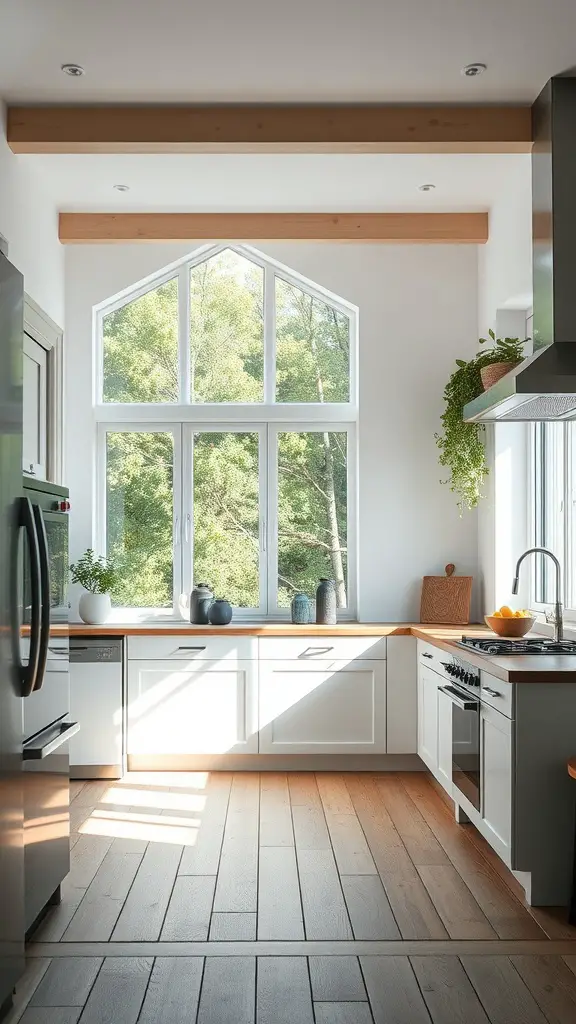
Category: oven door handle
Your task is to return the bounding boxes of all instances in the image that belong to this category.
[23,721,80,760]
[438,685,479,711]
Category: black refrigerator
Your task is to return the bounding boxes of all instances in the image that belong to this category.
[0,252,25,1016]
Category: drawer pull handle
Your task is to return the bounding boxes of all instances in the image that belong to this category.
[299,646,334,658]
[483,686,502,698]
[178,645,207,651]
[422,652,433,659]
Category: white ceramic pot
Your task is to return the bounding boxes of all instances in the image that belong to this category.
[79,592,112,625]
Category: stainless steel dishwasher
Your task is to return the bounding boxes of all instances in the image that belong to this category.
[69,637,123,779]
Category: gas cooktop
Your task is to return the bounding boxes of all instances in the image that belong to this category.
[456,637,576,656]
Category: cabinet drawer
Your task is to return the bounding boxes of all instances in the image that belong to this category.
[127,635,256,661]
[481,672,514,719]
[417,640,447,675]
[258,636,387,661]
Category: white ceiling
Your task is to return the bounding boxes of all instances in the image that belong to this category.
[0,0,575,103]
[26,153,530,212]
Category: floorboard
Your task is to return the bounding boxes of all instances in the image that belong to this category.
[137,956,204,1024]
[417,864,498,940]
[341,875,401,940]
[314,1004,373,1024]
[308,956,366,1001]
[178,772,232,875]
[256,956,314,1024]
[460,956,549,1024]
[345,775,449,940]
[209,913,257,941]
[29,957,102,1007]
[62,842,145,941]
[360,954,432,1024]
[289,773,332,850]
[213,774,259,913]
[510,954,576,1024]
[19,1009,81,1023]
[259,773,294,847]
[258,847,304,939]
[161,875,216,940]
[297,849,353,940]
[410,955,490,1023]
[77,956,153,1024]
[111,841,182,940]
[197,956,255,1024]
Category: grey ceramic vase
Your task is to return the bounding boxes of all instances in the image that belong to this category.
[316,578,337,625]
[291,592,311,624]
[190,583,213,624]
[208,599,233,625]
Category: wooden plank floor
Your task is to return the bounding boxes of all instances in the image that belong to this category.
[16,770,576,1023]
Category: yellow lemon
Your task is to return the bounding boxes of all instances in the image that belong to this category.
[499,605,514,618]
[492,611,502,617]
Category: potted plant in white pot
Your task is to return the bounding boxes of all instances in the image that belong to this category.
[70,549,118,624]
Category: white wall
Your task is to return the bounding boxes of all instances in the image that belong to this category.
[65,241,479,622]
[477,158,533,613]
[0,105,64,326]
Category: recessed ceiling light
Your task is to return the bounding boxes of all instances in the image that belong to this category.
[113,184,130,192]
[461,62,487,77]
[61,63,85,77]
[418,183,436,192]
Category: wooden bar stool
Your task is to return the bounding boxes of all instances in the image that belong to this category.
[569,758,576,924]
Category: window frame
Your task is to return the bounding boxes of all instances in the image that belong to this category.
[93,244,358,621]
[528,420,576,619]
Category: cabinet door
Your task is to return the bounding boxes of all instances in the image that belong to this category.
[69,664,123,768]
[259,659,386,754]
[23,335,47,478]
[481,704,512,859]
[437,688,453,792]
[127,660,258,755]
[417,665,439,771]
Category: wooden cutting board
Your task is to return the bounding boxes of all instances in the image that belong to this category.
[420,563,473,625]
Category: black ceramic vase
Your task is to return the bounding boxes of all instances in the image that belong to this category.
[208,599,233,625]
[315,578,337,624]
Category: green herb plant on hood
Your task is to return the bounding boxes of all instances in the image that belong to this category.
[435,331,529,513]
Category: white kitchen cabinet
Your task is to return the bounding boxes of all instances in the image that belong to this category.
[437,687,453,792]
[417,665,439,772]
[258,659,386,754]
[127,660,258,756]
[481,703,512,862]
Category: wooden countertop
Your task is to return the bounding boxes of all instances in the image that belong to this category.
[61,621,576,681]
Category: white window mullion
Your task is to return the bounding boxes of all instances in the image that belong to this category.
[178,265,190,404]
[263,266,276,404]
[267,425,279,615]
[172,424,184,615]
[259,427,269,615]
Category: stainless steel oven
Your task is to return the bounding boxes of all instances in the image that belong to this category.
[438,659,481,811]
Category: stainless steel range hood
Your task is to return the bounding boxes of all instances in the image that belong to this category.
[464,76,576,423]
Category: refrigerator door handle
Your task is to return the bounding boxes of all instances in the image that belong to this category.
[23,721,80,760]
[32,504,51,691]
[15,497,42,697]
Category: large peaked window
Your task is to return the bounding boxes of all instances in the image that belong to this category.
[95,244,358,618]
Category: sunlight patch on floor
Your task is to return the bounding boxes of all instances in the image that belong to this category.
[78,808,201,845]
[100,785,207,813]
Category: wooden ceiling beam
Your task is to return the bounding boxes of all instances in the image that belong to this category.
[8,104,531,154]
[58,212,489,244]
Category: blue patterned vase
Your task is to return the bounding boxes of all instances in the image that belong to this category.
[291,592,311,624]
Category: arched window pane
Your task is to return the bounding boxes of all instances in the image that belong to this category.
[190,250,264,402]
[103,280,179,403]
[275,278,350,403]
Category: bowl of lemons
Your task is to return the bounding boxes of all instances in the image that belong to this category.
[484,606,536,637]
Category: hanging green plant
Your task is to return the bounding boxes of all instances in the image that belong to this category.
[435,330,529,513]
